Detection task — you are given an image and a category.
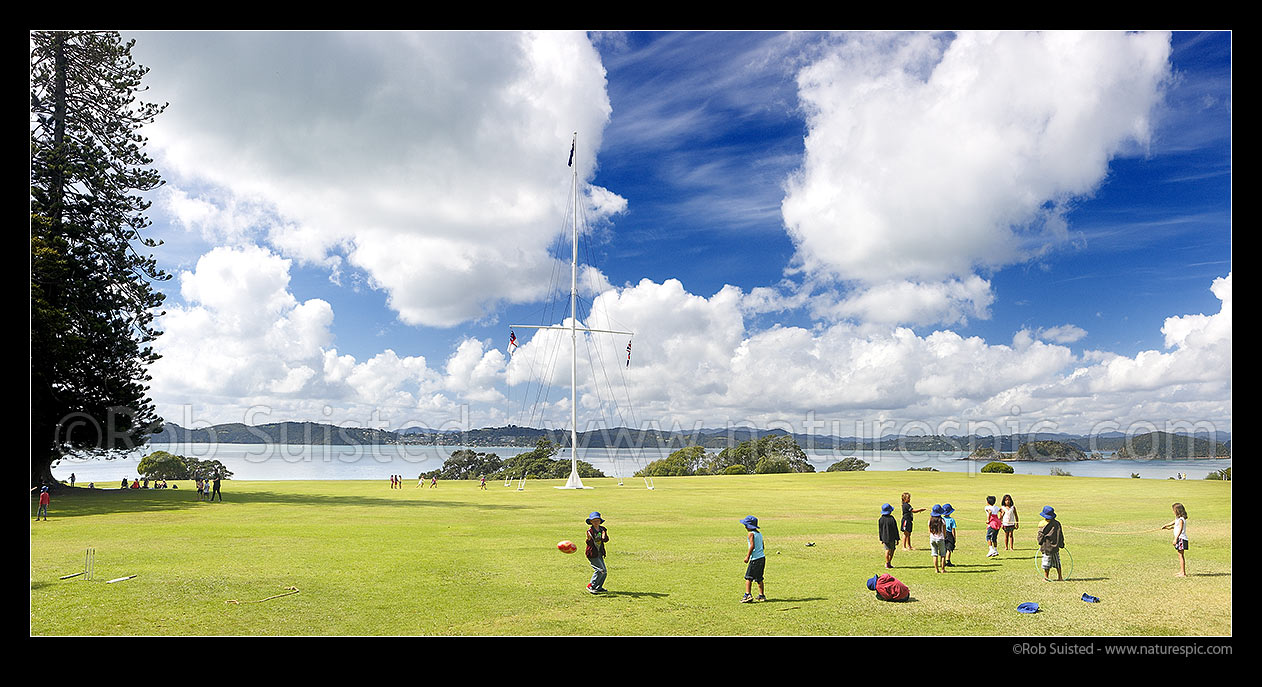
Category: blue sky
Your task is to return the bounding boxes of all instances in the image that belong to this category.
[121,30,1231,436]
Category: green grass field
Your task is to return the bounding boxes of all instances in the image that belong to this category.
[29,471,1231,636]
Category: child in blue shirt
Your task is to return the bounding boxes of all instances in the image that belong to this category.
[740,515,766,603]
[941,503,957,567]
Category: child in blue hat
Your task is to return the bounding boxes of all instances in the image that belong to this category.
[740,516,766,603]
[1035,506,1065,581]
[928,505,947,573]
[584,512,609,594]
[877,504,899,569]
[941,504,957,567]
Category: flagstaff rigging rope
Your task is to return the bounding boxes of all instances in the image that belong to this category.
[1064,525,1165,535]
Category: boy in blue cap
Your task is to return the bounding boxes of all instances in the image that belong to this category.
[584,511,609,594]
[941,504,957,567]
[877,504,899,568]
[740,515,766,603]
[1036,505,1065,581]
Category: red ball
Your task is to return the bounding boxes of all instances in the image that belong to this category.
[557,540,577,554]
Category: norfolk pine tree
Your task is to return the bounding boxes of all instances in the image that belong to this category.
[30,31,169,488]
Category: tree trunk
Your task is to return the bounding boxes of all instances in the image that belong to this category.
[32,449,60,491]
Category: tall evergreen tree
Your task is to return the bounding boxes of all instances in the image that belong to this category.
[31,31,169,488]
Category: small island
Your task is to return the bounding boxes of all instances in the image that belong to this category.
[965,441,1092,462]
[964,446,1014,461]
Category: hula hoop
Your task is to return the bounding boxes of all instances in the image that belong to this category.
[1034,547,1074,581]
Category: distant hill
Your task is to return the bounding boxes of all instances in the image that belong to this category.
[1113,432,1231,459]
[148,422,1231,455]
[153,421,397,446]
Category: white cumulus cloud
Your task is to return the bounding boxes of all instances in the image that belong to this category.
[133,30,623,328]
[781,31,1173,326]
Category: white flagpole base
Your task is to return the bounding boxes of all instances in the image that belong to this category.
[554,463,593,489]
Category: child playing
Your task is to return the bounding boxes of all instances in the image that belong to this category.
[867,572,910,602]
[584,511,610,594]
[984,496,1002,557]
[36,486,50,521]
[901,493,925,551]
[928,505,947,573]
[1000,494,1019,551]
[941,503,957,567]
[1035,505,1066,581]
[1161,503,1189,577]
[740,515,766,603]
[878,504,899,569]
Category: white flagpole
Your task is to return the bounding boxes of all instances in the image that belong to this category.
[510,133,634,490]
[566,132,583,489]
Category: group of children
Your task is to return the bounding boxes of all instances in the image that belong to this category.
[878,492,1057,577]
[879,494,962,573]
[984,494,1020,557]
[877,492,1192,582]
[572,498,1192,602]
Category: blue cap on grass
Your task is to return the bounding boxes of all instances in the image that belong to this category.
[1017,602,1040,613]
[867,574,880,591]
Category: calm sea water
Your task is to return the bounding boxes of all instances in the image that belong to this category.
[51,443,1230,484]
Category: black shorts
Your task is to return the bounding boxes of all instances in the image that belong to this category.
[745,556,766,582]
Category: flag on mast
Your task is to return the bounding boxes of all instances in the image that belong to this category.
[508,330,518,356]
[626,340,632,367]
[568,140,575,167]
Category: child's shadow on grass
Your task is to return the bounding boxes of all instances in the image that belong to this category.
[1191,572,1231,578]
[603,590,669,599]
[767,597,828,611]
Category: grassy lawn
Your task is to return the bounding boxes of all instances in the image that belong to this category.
[29,471,1231,636]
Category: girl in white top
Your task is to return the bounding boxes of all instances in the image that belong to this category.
[1161,502,1189,577]
[1000,494,1019,551]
